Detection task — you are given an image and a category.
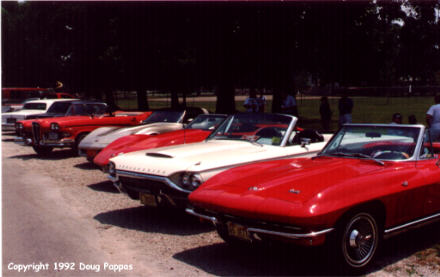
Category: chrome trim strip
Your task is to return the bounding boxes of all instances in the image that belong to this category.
[185,208,334,240]
[384,212,440,235]
[247,227,334,239]
[185,208,219,224]
[116,170,192,194]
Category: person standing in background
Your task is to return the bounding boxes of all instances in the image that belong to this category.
[243,90,258,112]
[408,114,417,124]
[319,96,332,132]
[280,91,298,117]
[426,95,440,141]
[338,94,353,127]
[257,92,266,113]
[391,113,402,124]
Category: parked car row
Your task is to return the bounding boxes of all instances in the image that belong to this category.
[8,105,440,273]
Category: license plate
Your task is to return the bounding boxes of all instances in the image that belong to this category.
[140,193,157,207]
[48,132,59,140]
[227,222,251,241]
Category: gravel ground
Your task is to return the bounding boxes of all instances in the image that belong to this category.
[2,134,440,276]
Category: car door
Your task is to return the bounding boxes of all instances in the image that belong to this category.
[417,140,440,215]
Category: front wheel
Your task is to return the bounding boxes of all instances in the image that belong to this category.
[72,133,88,156]
[32,145,53,156]
[335,212,380,273]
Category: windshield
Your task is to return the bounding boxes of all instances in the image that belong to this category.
[66,103,107,116]
[143,111,184,124]
[46,101,73,114]
[186,114,227,130]
[23,103,47,110]
[321,125,422,160]
[207,113,295,146]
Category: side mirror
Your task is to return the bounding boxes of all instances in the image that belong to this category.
[301,138,311,148]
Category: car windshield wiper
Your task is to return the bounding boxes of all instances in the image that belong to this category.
[329,152,384,166]
[350,153,384,166]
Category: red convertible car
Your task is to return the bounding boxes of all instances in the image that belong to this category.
[187,123,440,272]
[15,101,151,155]
[93,114,227,171]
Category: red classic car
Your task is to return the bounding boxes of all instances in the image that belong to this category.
[93,114,227,170]
[187,123,440,272]
[15,101,151,156]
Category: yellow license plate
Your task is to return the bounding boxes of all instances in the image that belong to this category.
[227,222,251,241]
[140,193,157,207]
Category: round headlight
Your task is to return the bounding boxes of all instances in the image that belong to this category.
[50,123,60,130]
[108,162,116,177]
[181,173,191,187]
[190,174,202,189]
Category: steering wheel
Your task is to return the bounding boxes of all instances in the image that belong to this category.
[372,150,409,160]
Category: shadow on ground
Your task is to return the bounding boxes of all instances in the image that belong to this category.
[372,221,440,271]
[74,161,99,170]
[174,221,440,276]
[8,149,76,161]
[2,137,15,142]
[174,242,332,276]
[94,206,213,236]
[87,180,119,194]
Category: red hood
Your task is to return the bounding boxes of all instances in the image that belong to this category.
[189,156,406,224]
[20,112,151,130]
[93,129,210,166]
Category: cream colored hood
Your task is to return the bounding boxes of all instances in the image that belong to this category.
[111,138,328,178]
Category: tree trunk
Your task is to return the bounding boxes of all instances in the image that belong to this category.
[171,91,180,109]
[137,88,149,111]
[215,82,235,114]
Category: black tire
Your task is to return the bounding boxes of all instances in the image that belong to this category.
[32,145,53,156]
[331,211,381,274]
[72,133,88,156]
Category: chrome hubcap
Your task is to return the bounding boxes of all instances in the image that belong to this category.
[343,214,378,267]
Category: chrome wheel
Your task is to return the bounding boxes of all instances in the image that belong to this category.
[341,212,378,268]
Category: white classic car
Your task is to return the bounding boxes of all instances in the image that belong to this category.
[109,113,332,208]
[2,98,78,132]
[78,107,208,160]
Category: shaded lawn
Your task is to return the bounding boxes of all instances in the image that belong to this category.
[117,96,434,132]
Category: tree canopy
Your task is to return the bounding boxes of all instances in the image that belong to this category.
[2,1,440,112]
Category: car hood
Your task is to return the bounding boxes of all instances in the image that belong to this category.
[189,156,392,223]
[79,122,183,149]
[111,139,326,177]
[93,129,209,167]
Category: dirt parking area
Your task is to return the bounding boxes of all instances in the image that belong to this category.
[2,134,439,276]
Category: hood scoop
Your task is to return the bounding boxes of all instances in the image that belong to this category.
[146,152,173,158]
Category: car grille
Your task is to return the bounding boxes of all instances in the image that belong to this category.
[32,122,41,144]
[193,207,303,233]
[119,176,167,193]
[118,175,187,200]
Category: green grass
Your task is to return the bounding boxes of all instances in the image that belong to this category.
[116,96,435,132]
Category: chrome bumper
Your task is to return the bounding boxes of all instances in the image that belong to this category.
[2,124,16,132]
[108,175,125,193]
[39,139,75,147]
[185,208,334,241]
[14,137,33,146]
